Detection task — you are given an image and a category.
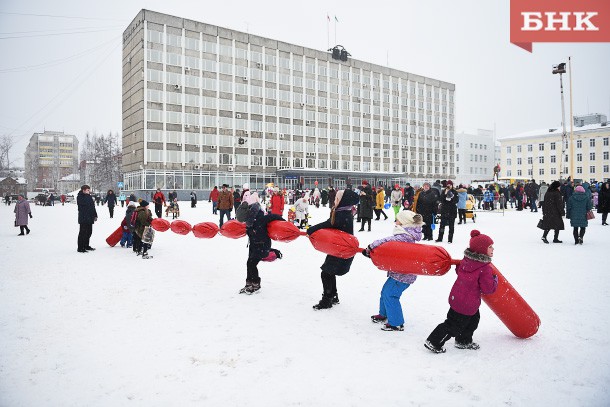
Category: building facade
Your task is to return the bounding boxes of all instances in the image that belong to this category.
[122,10,456,195]
[499,115,610,184]
[24,131,79,191]
[454,129,496,185]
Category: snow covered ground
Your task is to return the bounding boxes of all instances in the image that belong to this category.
[1,199,609,406]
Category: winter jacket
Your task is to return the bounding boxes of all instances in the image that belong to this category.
[153,191,166,205]
[416,189,439,224]
[483,190,495,203]
[390,189,403,207]
[527,183,539,199]
[217,190,233,210]
[190,192,197,203]
[321,189,329,205]
[295,197,309,221]
[449,249,498,316]
[307,189,360,276]
[134,206,153,238]
[403,187,414,206]
[567,191,593,228]
[598,184,610,214]
[124,206,136,232]
[439,189,458,218]
[368,225,421,284]
[104,193,117,207]
[541,189,565,230]
[209,188,220,202]
[539,184,549,202]
[456,188,468,210]
[245,205,284,260]
[328,188,337,209]
[359,185,375,219]
[77,191,97,224]
[14,199,31,226]
[375,188,386,210]
[270,193,285,215]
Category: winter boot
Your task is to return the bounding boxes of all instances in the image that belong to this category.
[245,283,261,294]
[381,323,404,331]
[312,295,333,310]
[371,314,387,323]
[424,340,446,354]
[239,281,253,294]
[455,341,480,350]
[331,293,340,305]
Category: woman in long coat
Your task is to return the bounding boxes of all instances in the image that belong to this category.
[567,185,593,245]
[416,183,439,241]
[14,194,32,235]
[358,183,375,231]
[541,181,565,243]
[598,181,610,226]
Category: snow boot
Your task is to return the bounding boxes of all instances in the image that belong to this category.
[244,283,261,295]
[239,282,253,294]
[371,314,387,323]
[455,341,480,350]
[331,293,340,305]
[312,295,333,310]
[381,323,404,331]
[424,340,446,354]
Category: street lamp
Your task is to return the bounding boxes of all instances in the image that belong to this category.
[552,62,567,181]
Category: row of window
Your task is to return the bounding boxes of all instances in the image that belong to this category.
[506,137,609,154]
[506,165,609,177]
[146,31,454,101]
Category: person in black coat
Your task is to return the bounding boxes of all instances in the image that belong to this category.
[103,189,118,218]
[77,184,98,253]
[416,183,439,241]
[328,186,337,210]
[598,181,610,225]
[436,181,459,243]
[307,189,360,310]
[540,181,565,243]
[358,182,375,232]
[235,201,284,294]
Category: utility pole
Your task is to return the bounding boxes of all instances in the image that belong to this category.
[552,62,567,181]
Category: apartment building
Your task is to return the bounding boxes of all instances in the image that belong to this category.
[499,114,610,183]
[24,131,79,191]
[122,10,456,194]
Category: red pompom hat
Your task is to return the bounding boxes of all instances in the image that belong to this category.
[469,230,494,255]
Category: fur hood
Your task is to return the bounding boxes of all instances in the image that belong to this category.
[463,248,492,264]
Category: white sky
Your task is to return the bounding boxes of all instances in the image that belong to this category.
[1,0,609,166]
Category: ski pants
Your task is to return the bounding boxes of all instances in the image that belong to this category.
[427,308,480,348]
[246,259,261,284]
[379,278,410,327]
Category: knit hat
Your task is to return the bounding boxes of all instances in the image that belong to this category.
[362,180,368,185]
[446,180,454,187]
[243,183,250,190]
[140,200,149,207]
[469,230,494,255]
[575,186,585,193]
[396,210,425,226]
[235,201,249,222]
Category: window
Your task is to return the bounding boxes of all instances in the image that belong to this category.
[527,144,533,152]
[604,137,609,146]
[590,139,596,147]
[577,140,582,148]
[604,165,609,172]
[538,143,544,151]
[551,168,556,175]
[604,152,609,160]
[576,166,582,174]
[506,146,511,154]
[550,155,556,163]
[517,157,522,165]
[539,168,544,175]
[590,152,596,160]
[517,145,522,153]
[539,156,544,164]
[589,166,595,173]
[507,158,511,166]
[550,142,556,150]
[527,157,533,165]
[517,169,522,176]
[577,153,582,162]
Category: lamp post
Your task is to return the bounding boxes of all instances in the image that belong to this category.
[552,62,567,181]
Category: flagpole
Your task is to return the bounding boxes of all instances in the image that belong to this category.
[334,16,337,44]
[326,14,329,49]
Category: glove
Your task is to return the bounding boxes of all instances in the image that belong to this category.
[361,249,370,258]
[29,213,33,218]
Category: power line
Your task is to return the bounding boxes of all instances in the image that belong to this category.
[0,24,123,35]
[0,26,123,40]
[0,34,121,73]
[0,11,127,22]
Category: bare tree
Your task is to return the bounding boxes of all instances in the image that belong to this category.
[80,132,122,192]
[0,135,15,175]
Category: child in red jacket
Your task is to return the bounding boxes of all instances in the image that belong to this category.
[425,230,498,353]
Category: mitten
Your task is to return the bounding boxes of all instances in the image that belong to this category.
[29,213,33,218]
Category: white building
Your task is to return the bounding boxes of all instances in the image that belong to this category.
[498,115,610,184]
[121,9,456,195]
[454,129,496,185]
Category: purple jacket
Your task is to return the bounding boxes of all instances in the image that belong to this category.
[449,249,498,316]
[369,225,421,284]
[14,199,31,226]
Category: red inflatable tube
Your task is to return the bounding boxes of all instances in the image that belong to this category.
[219,220,247,239]
[482,264,541,339]
[192,222,219,239]
[151,218,171,232]
[170,220,192,235]
[106,225,123,247]
[267,220,307,242]
[307,229,361,259]
[368,241,458,276]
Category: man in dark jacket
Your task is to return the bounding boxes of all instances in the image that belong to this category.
[77,184,98,253]
[436,181,459,243]
[403,183,415,207]
[103,189,118,218]
[236,201,284,294]
[416,183,440,241]
[358,181,375,232]
[328,186,337,210]
[307,189,360,310]
[527,180,539,212]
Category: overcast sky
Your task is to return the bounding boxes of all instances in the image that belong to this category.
[1,0,609,166]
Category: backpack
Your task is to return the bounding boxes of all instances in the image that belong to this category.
[128,210,138,230]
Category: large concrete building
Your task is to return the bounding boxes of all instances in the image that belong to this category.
[454,129,496,185]
[122,10,456,195]
[498,114,610,183]
[24,131,79,191]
